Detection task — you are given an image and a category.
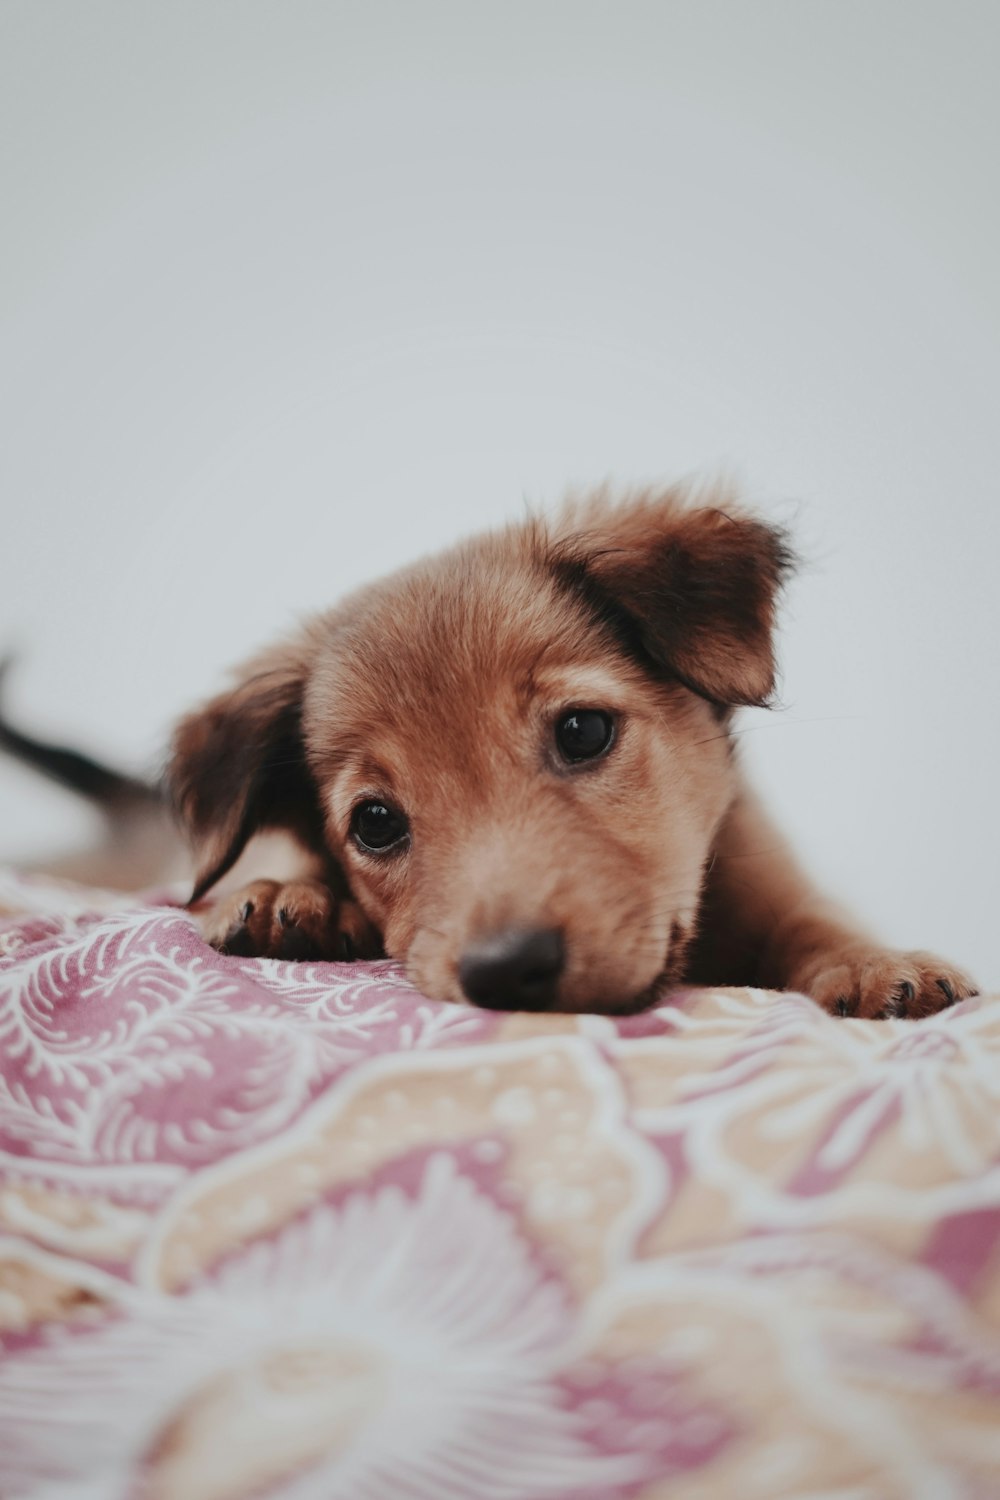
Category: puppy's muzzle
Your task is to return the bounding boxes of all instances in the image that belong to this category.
[458,927,565,1011]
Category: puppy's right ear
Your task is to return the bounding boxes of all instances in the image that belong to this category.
[167,640,322,902]
[549,487,794,708]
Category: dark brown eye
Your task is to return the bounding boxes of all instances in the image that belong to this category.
[350,800,409,853]
[555,709,615,763]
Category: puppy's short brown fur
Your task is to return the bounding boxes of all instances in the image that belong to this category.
[170,486,976,1019]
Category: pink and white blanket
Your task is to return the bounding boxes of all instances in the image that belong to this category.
[1,869,999,1499]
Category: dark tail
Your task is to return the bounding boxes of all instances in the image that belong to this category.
[0,657,161,810]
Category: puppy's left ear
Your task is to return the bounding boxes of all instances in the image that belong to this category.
[553,491,795,707]
[167,639,323,902]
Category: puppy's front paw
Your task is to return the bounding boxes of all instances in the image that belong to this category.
[800,946,978,1020]
[194,879,382,962]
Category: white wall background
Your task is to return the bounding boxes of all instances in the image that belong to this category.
[1,1,997,985]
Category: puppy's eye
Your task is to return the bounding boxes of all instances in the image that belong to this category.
[350,800,409,853]
[555,709,615,763]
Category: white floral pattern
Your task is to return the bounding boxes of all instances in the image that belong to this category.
[1,872,1000,1499]
[0,1156,652,1500]
[1,905,486,1189]
[619,986,1000,1226]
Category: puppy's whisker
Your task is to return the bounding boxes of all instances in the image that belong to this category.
[690,714,868,751]
[708,846,788,862]
[688,732,735,750]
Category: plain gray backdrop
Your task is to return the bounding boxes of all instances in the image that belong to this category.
[1,1,997,984]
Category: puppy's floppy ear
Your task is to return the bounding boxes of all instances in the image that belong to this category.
[167,639,323,901]
[551,489,795,707]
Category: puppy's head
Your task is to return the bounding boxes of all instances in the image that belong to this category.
[169,487,792,1012]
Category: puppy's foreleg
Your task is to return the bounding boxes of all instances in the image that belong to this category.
[194,877,381,961]
[190,831,382,962]
[695,787,977,1018]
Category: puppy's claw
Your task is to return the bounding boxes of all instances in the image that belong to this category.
[220,918,255,959]
[277,919,320,962]
[878,979,915,1021]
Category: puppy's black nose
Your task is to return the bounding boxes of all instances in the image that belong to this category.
[458,928,565,1011]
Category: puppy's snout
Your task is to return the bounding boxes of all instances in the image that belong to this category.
[458,927,565,1011]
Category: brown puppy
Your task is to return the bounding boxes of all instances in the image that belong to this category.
[170,486,976,1019]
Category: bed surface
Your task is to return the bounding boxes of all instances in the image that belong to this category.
[1,870,999,1499]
